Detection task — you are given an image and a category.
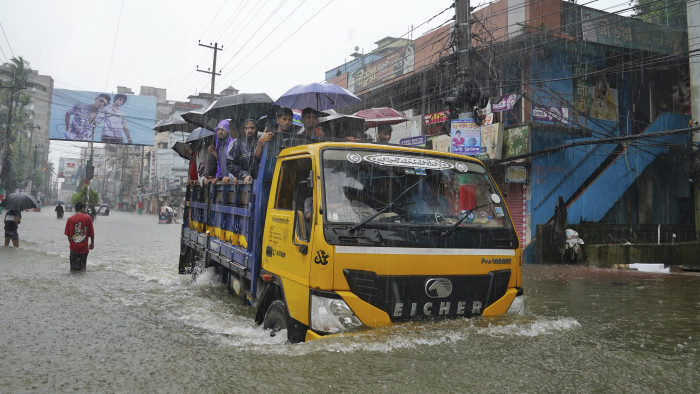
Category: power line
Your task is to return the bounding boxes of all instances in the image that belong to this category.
[0,22,15,58]
[105,0,126,91]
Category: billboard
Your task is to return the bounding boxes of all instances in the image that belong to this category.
[57,157,79,178]
[49,89,156,146]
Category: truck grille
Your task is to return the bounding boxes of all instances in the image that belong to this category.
[343,269,511,322]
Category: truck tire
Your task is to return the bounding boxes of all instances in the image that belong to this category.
[263,300,288,336]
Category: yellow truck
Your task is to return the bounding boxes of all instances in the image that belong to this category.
[180,135,523,342]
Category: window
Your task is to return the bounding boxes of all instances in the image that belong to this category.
[275,158,312,210]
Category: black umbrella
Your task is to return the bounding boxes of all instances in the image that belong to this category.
[171,141,193,160]
[186,127,215,142]
[181,110,218,130]
[318,110,366,139]
[203,93,277,126]
[1,192,40,211]
[55,200,65,205]
[153,118,201,133]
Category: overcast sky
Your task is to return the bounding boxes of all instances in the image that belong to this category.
[0,0,632,169]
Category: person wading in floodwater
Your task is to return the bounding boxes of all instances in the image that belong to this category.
[64,202,95,272]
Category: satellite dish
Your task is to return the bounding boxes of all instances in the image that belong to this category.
[354,46,359,51]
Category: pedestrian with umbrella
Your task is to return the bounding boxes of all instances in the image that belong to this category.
[1,192,39,248]
[227,118,263,184]
[376,124,393,144]
[4,209,21,247]
[184,128,214,186]
[300,107,328,139]
[252,107,296,172]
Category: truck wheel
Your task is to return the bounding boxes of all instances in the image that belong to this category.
[263,300,288,336]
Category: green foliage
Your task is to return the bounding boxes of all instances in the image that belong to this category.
[1,56,44,192]
[633,0,687,28]
[71,184,99,206]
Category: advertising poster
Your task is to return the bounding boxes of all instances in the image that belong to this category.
[49,89,156,146]
[503,125,529,159]
[450,119,480,156]
[479,123,504,160]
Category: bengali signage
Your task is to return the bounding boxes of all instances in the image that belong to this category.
[450,119,481,156]
[491,93,520,113]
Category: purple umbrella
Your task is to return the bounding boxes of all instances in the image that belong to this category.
[275,82,361,111]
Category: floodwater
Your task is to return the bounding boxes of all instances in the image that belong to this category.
[1,209,698,393]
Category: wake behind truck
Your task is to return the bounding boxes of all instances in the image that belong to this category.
[179,134,523,343]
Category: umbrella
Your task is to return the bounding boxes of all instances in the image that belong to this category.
[55,200,65,205]
[171,141,193,160]
[203,93,277,126]
[0,192,40,211]
[186,127,215,142]
[275,82,361,111]
[353,107,408,128]
[318,110,366,139]
[153,118,201,133]
[181,110,218,130]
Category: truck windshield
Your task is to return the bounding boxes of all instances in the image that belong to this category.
[321,149,513,230]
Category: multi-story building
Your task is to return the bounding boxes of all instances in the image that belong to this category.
[326,0,693,262]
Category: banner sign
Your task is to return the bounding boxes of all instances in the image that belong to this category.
[348,43,415,93]
[399,136,427,146]
[532,105,569,123]
[491,93,520,112]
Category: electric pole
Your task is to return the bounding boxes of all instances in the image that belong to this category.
[197,41,223,99]
[688,0,700,239]
[455,0,472,80]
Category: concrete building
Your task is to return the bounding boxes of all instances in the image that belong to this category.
[325,0,694,263]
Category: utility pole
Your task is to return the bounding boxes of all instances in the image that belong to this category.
[455,0,472,80]
[24,124,40,182]
[197,41,223,99]
[688,0,700,239]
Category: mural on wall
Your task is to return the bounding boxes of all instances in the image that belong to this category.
[652,66,691,116]
[572,66,618,121]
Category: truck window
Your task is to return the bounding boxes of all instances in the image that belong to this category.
[275,158,312,210]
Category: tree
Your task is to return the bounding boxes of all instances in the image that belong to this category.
[0,57,44,193]
[71,184,99,207]
[633,0,687,29]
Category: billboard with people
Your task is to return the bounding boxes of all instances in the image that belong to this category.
[49,89,156,146]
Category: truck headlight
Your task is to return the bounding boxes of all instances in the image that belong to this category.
[506,294,524,315]
[310,293,363,334]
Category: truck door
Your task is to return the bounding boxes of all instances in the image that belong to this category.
[263,157,314,316]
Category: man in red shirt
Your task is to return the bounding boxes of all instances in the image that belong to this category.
[64,201,95,272]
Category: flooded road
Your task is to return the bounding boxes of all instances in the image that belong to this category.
[1,209,698,392]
